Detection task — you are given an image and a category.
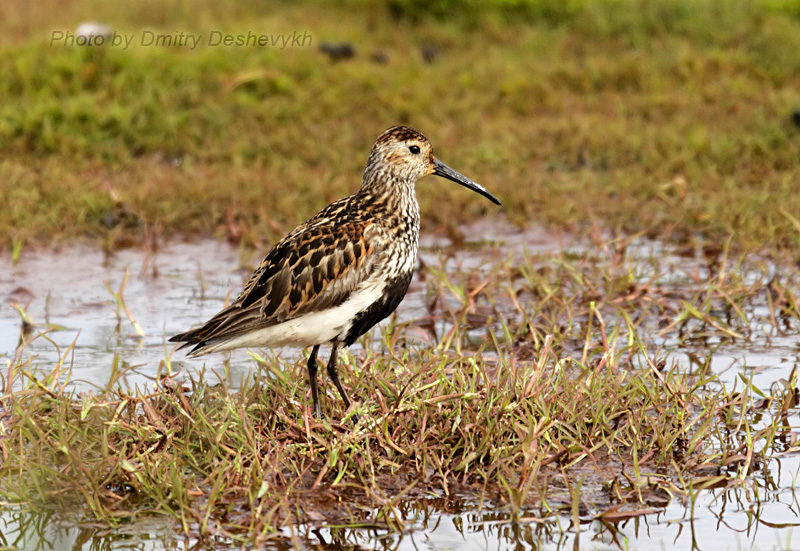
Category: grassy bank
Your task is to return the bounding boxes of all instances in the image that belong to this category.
[3,240,799,543]
[1,0,799,254]
[2,1,800,546]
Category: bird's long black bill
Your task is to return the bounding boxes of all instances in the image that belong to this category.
[432,158,501,205]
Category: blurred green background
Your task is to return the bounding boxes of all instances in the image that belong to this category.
[1,0,799,254]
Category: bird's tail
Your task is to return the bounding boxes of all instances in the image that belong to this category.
[169,304,268,357]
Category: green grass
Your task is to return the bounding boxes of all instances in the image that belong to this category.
[2,0,800,545]
[3,238,799,543]
[1,0,800,254]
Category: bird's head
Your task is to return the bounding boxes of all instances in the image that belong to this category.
[363,125,501,205]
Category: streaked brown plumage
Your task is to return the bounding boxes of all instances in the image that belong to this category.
[170,126,501,419]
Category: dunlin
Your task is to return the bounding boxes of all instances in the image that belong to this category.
[170,126,501,419]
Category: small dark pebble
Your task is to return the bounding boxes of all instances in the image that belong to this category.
[320,42,355,61]
[792,110,800,128]
[421,44,439,64]
[370,51,389,65]
[102,204,140,229]
[102,211,119,229]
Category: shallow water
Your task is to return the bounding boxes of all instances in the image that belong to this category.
[0,219,561,390]
[1,485,798,550]
[1,220,800,550]
[2,238,258,389]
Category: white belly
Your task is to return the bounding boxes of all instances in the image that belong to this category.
[194,277,387,355]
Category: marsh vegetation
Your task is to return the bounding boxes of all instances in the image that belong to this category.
[2,0,800,548]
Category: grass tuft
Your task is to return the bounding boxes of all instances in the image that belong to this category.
[3,240,799,543]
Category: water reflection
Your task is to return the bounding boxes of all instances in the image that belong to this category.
[1,474,799,550]
[0,509,177,550]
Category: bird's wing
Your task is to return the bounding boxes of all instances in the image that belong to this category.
[236,217,381,320]
[170,206,385,350]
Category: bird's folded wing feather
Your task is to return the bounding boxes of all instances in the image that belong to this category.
[170,213,382,347]
[237,218,379,320]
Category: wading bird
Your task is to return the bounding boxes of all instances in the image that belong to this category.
[170,126,501,419]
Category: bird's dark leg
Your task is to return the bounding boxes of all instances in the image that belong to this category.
[326,342,359,422]
[307,345,323,419]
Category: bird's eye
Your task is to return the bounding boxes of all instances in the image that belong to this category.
[409,145,421,154]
